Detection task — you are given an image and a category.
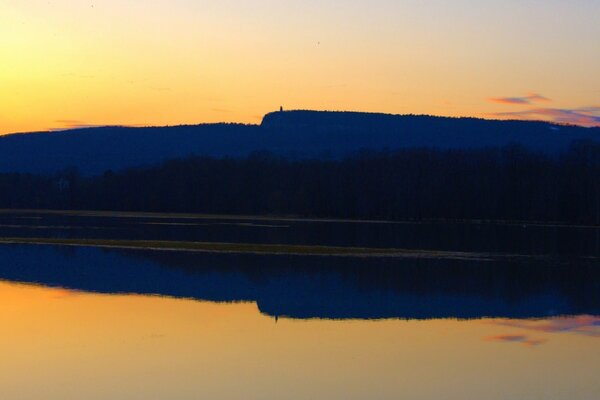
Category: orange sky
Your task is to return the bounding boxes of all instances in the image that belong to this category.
[1,0,599,134]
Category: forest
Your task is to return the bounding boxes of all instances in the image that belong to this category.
[2,140,600,225]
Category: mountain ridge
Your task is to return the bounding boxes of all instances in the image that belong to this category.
[2,110,599,175]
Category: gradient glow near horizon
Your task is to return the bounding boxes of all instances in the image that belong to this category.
[1,0,599,134]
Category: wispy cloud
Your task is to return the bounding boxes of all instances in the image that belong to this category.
[489,93,551,105]
[50,120,107,131]
[492,107,600,127]
[487,92,600,127]
[54,120,98,128]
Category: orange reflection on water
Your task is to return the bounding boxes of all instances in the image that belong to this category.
[1,281,599,400]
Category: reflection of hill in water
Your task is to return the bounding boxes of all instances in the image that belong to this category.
[1,244,599,319]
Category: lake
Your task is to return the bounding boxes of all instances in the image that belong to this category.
[0,210,599,399]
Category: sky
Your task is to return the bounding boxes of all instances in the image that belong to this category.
[1,0,599,134]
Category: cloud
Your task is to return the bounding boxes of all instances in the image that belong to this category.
[487,92,600,127]
[491,107,600,127]
[54,120,100,128]
[50,120,108,131]
[489,93,551,105]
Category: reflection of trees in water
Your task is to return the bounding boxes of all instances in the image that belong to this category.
[76,247,600,319]
[0,243,598,320]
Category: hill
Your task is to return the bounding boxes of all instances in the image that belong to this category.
[1,110,599,175]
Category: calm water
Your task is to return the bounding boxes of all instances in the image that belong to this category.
[1,210,599,256]
[0,211,599,399]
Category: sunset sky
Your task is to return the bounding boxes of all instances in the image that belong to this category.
[1,0,599,134]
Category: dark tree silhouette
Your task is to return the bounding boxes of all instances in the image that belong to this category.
[1,141,600,225]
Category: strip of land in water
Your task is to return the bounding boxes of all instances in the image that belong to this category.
[0,209,598,229]
[0,209,404,225]
[0,237,499,260]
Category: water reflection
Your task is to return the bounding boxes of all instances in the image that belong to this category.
[494,316,600,337]
[2,211,600,256]
[484,315,600,348]
[1,242,600,399]
[0,280,599,400]
[0,244,599,320]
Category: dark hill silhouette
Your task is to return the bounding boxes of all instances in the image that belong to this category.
[0,124,260,175]
[262,110,600,154]
[1,110,599,175]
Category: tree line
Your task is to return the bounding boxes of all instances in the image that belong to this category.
[2,140,600,224]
